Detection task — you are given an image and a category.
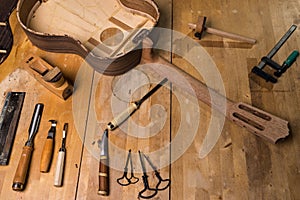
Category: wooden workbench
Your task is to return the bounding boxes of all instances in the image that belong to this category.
[0,0,299,199]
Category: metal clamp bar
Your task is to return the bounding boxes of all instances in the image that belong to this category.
[257,25,297,69]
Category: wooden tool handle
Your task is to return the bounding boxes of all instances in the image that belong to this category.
[12,145,33,191]
[107,103,138,130]
[98,157,109,196]
[206,27,256,44]
[40,138,54,172]
[54,151,65,187]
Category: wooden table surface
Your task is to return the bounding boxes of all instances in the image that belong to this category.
[1,0,300,199]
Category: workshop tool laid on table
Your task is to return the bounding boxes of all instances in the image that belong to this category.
[22,54,73,100]
[140,38,289,144]
[17,0,289,144]
[100,79,167,195]
[138,151,170,199]
[188,16,256,44]
[40,120,57,172]
[98,129,109,196]
[143,153,170,191]
[117,149,139,186]
[0,92,25,165]
[251,25,298,83]
[107,78,168,130]
[12,103,44,191]
[0,0,18,64]
[54,123,68,187]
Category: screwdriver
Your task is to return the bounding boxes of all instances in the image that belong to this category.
[107,78,168,130]
[54,123,68,187]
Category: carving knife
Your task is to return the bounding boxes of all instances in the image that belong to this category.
[107,78,168,130]
[40,120,57,172]
[12,103,44,191]
[98,129,109,196]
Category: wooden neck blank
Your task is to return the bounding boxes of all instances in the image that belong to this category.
[140,38,289,143]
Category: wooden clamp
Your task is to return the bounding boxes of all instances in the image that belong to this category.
[22,54,73,100]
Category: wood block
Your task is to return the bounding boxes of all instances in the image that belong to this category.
[21,54,73,100]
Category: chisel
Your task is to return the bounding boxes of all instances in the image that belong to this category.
[54,123,68,187]
[40,120,57,172]
[12,103,44,191]
[107,78,168,130]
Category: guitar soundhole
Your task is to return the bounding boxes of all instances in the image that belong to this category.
[238,104,271,121]
[100,28,124,47]
[233,112,264,131]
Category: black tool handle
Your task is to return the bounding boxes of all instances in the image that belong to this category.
[138,175,158,199]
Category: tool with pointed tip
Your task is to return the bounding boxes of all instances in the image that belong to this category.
[138,151,158,199]
[12,103,44,191]
[143,153,170,191]
[98,129,109,196]
[40,120,57,172]
[117,149,139,186]
[54,123,68,187]
[107,78,168,130]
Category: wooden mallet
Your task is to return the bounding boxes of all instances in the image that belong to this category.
[188,16,256,44]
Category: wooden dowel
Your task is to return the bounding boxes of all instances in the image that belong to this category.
[206,27,256,44]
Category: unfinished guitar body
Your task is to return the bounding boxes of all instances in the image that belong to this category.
[17,0,159,75]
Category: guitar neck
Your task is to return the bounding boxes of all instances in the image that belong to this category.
[140,40,289,143]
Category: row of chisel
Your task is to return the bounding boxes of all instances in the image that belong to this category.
[12,103,68,191]
[40,120,68,187]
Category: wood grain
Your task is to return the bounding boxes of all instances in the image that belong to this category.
[1,0,300,199]
[12,146,33,190]
[40,138,54,173]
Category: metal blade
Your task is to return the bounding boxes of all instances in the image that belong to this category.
[137,78,168,105]
[100,129,108,157]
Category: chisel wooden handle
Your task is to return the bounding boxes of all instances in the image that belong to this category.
[54,151,65,186]
[40,138,54,172]
[12,145,33,191]
[107,103,138,130]
[98,157,109,196]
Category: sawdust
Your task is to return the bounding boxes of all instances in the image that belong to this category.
[0,68,45,106]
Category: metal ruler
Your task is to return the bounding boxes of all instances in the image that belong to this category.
[0,92,25,165]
